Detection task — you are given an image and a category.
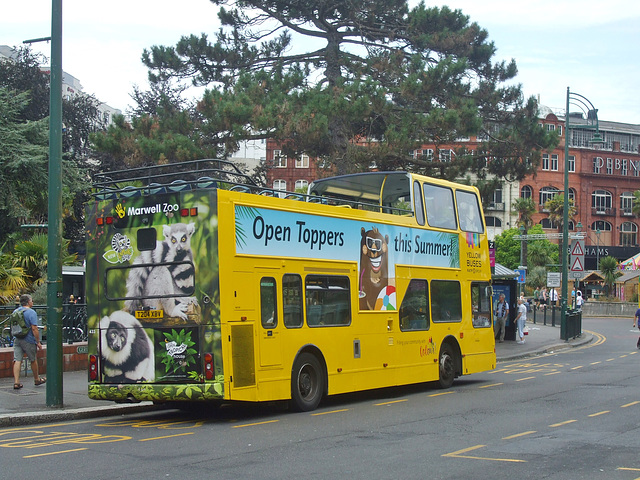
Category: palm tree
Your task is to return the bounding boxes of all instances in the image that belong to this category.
[544,194,576,231]
[0,248,27,304]
[599,256,619,297]
[512,197,536,267]
[12,233,77,290]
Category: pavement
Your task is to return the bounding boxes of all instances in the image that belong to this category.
[0,321,592,427]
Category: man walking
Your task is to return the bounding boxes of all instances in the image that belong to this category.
[494,293,509,343]
[515,297,528,344]
[12,294,46,389]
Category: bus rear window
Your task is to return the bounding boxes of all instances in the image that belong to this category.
[305,275,351,327]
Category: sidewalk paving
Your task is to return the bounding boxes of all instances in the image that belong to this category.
[0,321,592,427]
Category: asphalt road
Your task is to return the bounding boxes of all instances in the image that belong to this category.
[2,316,640,480]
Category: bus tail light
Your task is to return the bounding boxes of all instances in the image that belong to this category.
[89,355,99,381]
[204,353,214,380]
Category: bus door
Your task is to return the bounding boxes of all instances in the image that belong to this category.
[229,270,258,398]
[258,276,282,367]
[467,282,494,356]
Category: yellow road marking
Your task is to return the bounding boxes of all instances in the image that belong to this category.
[590,361,601,365]
[544,371,561,376]
[0,419,95,434]
[549,420,577,428]
[620,355,628,358]
[502,431,536,440]
[232,420,279,429]
[571,366,583,370]
[631,351,638,355]
[516,376,535,382]
[479,383,503,389]
[24,448,87,458]
[442,444,526,463]
[311,409,350,415]
[374,399,407,406]
[588,411,609,417]
[622,401,640,408]
[606,358,616,362]
[429,391,455,398]
[139,432,195,442]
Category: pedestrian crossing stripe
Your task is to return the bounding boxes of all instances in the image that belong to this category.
[571,256,584,272]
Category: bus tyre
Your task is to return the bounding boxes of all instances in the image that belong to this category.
[438,343,455,389]
[291,353,324,412]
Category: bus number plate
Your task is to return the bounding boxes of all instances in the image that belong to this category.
[135,310,163,319]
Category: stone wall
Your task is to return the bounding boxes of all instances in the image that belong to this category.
[0,342,87,378]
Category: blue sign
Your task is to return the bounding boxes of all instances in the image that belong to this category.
[515,269,526,284]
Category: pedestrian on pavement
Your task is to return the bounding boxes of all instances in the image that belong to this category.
[549,288,558,307]
[540,287,548,310]
[494,293,509,343]
[12,294,46,390]
[533,287,540,310]
[515,297,527,344]
[575,291,584,311]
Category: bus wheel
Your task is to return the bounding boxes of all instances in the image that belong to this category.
[291,353,324,412]
[438,344,455,389]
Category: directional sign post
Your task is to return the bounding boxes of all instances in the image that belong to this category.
[569,239,585,280]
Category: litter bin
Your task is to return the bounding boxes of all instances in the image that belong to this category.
[561,309,582,340]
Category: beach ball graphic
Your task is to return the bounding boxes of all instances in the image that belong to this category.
[375,285,396,310]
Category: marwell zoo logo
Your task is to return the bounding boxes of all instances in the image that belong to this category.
[103,233,134,264]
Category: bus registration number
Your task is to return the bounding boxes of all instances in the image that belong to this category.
[135,310,163,319]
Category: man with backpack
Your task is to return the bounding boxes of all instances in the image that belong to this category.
[12,294,46,390]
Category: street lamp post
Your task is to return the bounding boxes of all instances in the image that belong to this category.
[519,225,526,297]
[596,228,601,271]
[561,88,603,338]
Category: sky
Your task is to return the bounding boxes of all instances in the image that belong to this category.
[3,0,640,124]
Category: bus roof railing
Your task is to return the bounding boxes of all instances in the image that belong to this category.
[91,160,414,216]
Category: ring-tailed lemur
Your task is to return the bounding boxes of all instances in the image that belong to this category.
[124,222,198,320]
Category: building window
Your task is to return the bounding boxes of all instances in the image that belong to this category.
[568,155,575,173]
[273,150,287,168]
[593,157,601,174]
[295,154,309,168]
[273,179,286,195]
[542,153,550,170]
[558,125,562,136]
[620,222,637,247]
[546,124,555,132]
[541,218,558,229]
[485,216,502,227]
[294,179,308,191]
[520,185,532,199]
[550,154,558,171]
[438,149,452,162]
[621,192,634,216]
[606,158,613,175]
[568,188,576,205]
[539,186,559,207]
[590,220,612,232]
[592,190,612,214]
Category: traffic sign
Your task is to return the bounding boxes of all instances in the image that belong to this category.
[570,238,585,275]
[547,272,561,288]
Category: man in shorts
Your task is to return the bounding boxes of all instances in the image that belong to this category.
[12,294,46,389]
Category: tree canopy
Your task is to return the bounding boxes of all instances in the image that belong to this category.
[140,0,557,179]
[0,46,105,250]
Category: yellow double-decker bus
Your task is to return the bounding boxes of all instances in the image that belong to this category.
[86,160,494,411]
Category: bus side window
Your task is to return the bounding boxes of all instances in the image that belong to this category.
[260,277,277,328]
[305,275,351,327]
[456,190,484,233]
[424,183,457,230]
[431,280,462,323]
[399,279,430,331]
[283,274,303,328]
[413,180,425,226]
[471,282,492,328]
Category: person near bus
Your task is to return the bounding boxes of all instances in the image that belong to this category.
[494,293,509,343]
[12,294,46,390]
[515,297,527,344]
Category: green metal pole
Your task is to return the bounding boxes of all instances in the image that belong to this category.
[46,0,63,407]
[560,87,570,340]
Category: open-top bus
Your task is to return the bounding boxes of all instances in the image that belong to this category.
[86,159,495,411]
